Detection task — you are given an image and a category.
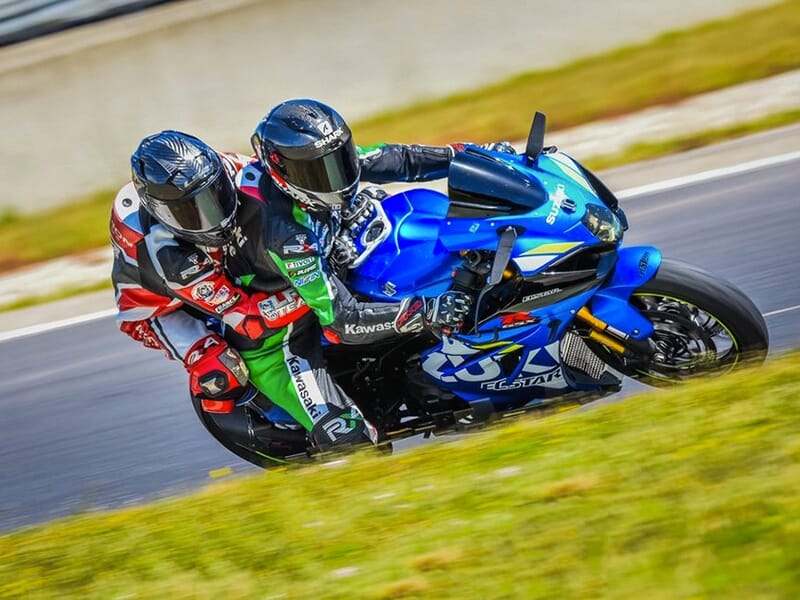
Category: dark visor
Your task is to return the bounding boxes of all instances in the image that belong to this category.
[148,173,237,233]
[283,141,359,193]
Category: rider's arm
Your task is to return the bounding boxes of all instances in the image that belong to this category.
[358,141,517,184]
[118,308,210,361]
[113,246,211,360]
[267,231,402,344]
[358,143,455,183]
[268,230,471,344]
[144,227,310,341]
[111,183,211,359]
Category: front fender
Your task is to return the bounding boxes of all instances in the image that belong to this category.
[589,246,662,340]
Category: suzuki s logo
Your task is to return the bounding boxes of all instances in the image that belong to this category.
[639,252,651,276]
[547,184,568,225]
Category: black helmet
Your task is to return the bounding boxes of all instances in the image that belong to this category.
[131,130,238,246]
[251,99,360,212]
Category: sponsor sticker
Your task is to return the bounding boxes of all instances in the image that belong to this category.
[480,367,563,391]
[180,252,212,280]
[191,281,215,301]
[287,355,323,422]
[213,293,240,314]
[285,257,316,270]
[313,126,344,149]
[521,288,563,303]
[259,289,306,322]
[344,322,393,335]
[288,264,316,278]
[292,271,321,287]
[282,233,319,255]
[639,252,651,276]
[209,285,231,305]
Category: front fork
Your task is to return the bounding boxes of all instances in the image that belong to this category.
[575,246,662,358]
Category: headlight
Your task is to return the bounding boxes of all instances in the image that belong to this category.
[582,203,623,242]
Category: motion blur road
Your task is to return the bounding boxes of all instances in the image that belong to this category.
[1,150,798,532]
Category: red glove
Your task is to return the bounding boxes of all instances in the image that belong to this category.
[184,334,250,413]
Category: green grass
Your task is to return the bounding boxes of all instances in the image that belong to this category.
[0,188,114,272]
[1,352,799,599]
[2,0,800,276]
[0,279,111,313]
[583,108,800,171]
[352,0,800,145]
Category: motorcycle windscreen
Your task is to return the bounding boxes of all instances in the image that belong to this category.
[447,148,547,214]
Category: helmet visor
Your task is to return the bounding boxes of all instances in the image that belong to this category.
[147,173,237,235]
[282,140,360,195]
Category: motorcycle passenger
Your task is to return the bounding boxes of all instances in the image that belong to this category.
[111,115,477,450]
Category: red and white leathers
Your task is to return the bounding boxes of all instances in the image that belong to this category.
[110,152,310,364]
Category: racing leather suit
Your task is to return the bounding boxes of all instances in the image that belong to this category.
[111,143,458,447]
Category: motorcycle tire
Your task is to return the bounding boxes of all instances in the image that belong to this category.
[598,258,769,386]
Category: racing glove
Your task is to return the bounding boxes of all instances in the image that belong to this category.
[184,334,250,413]
[393,291,473,334]
[480,141,517,154]
[330,186,389,272]
[449,141,517,156]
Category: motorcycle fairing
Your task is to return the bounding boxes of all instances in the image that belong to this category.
[349,144,662,409]
[347,188,464,299]
[420,330,571,409]
[589,246,662,340]
[420,286,601,406]
[418,250,660,408]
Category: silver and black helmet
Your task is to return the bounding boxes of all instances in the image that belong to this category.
[131,130,238,246]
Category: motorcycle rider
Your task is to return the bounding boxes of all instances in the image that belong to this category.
[112,102,494,449]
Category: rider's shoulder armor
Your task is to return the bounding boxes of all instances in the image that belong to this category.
[220,151,253,175]
[110,182,144,261]
[235,159,265,201]
[143,225,218,290]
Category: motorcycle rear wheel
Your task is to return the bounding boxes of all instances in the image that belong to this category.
[600,258,769,386]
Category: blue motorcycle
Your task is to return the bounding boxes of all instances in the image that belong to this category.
[199,112,769,467]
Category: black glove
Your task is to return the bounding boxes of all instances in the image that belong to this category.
[393,291,472,334]
[449,142,517,158]
[330,186,389,273]
[480,141,517,154]
[343,186,386,234]
[329,233,359,274]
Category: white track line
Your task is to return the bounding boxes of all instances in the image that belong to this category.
[616,150,800,199]
[1,151,799,344]
[763,304,800,318]
[0,309,117,343]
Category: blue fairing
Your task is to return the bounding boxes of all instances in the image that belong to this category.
[347,189,465,300]
[346,145,664,410]
[590,246,662,340]
[418,287,600,407]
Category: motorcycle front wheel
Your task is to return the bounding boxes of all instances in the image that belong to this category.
[597,258,769,386]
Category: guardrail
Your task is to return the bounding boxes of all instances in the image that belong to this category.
[0,0,176,46]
